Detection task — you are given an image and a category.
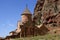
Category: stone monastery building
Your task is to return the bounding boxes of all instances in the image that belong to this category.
[5,0,60,39]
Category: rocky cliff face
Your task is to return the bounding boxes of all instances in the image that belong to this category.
[33,0,45,25]
[34,0,60,27]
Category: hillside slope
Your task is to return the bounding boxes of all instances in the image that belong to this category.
[12,34,60,40]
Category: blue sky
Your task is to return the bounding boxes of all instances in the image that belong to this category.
[0,0,37,37]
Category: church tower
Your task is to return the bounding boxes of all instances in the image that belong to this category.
[21,6,32,24]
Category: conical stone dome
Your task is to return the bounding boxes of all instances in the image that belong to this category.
[22,6,31,15]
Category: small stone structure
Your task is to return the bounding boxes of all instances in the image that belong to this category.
[0,37,4,40]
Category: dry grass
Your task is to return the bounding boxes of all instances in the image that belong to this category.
[12,34,60,40]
